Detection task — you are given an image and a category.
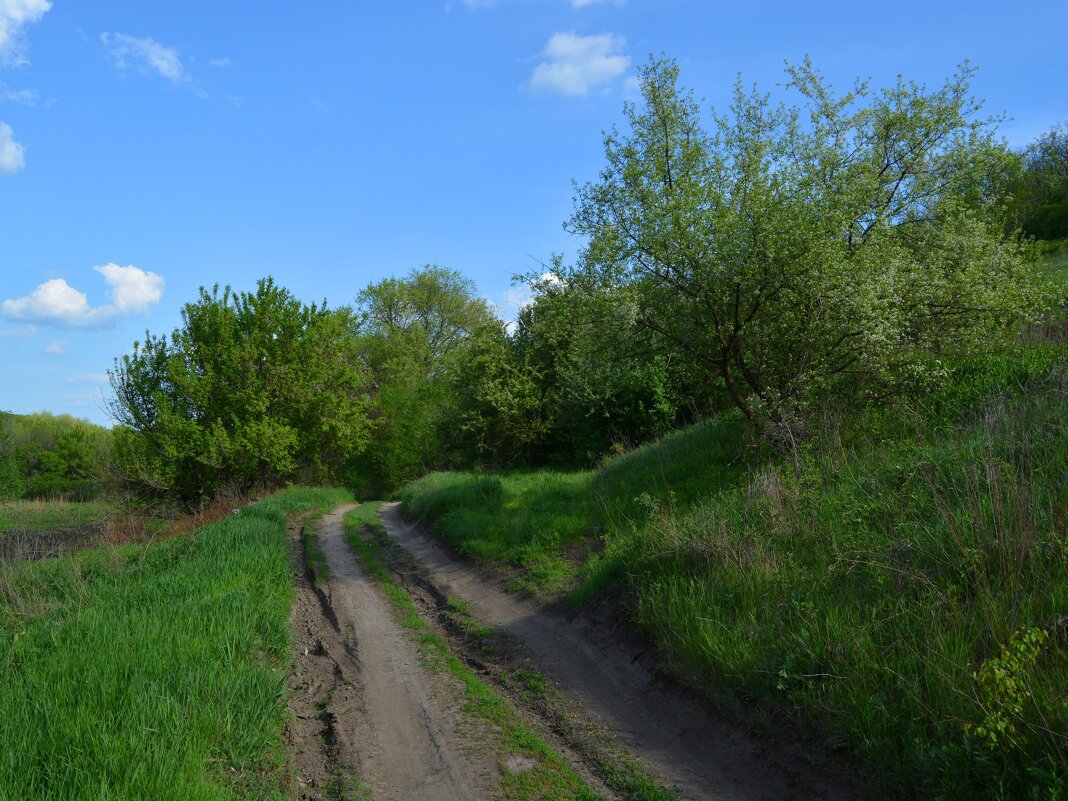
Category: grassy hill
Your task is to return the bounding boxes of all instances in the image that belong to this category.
[399,343,1068,799]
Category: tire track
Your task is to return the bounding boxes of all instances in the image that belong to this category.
[288,506,487,801]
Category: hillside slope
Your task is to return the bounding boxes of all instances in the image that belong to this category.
[399,350,1068,800]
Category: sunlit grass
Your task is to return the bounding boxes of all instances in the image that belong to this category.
[0,485,352,800]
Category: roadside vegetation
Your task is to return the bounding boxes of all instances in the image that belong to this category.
[391,60,1068,800]
[401,345,1067,799]
[0,497,111,531]
[0,486,351,800]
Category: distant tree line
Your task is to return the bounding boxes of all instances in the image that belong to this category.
[105,56,1058,504]
[0,411,111,502]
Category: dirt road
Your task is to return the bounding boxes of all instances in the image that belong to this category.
[288,506,491,800]
[379,501,859,801]
[287,503,859,800]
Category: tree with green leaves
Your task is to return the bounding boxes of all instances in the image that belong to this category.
[108,278,371,507]
[446,320,547,468]
[350,265,498,490]
[569,57,1043,444]
[1012,122,1068,240]
[0,414,21,501]
[513,270,692,463]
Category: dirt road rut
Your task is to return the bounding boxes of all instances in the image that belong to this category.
[288,506,486,800]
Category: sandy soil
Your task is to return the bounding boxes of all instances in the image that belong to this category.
[287,506,493,800]
[379,501,863,801]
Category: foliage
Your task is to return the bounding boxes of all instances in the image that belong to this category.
[568,56,1044,442]
[348,265,498,491]
[355,264,498,375]
[1010,123,1068,240]
[513,271,699,464]
[966,627,1051,751]
[0,411,111,501]
[108,278,371,507]
[447,321,549,468]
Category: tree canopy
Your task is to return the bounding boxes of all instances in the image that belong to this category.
[568,57,1043,442]
[108,278,371,507]
[348,266,499,490]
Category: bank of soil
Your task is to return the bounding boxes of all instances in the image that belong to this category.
[379,502,863,801]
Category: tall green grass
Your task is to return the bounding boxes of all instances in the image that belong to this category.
[399,359,1067,799]
[0,498,111,532]
[399,417,748,595]
[0,486,352,800]
[626,371,1067,799]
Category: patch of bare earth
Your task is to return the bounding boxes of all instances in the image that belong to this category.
[286,506,496,801]
[379,502,865,801]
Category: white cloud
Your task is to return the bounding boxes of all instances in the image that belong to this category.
[0,121,24,173]
[1,263,165,329]
[527,32,629,97]
[42,338,64,354]
[94,263,164,314]
[101,33,188,84]
[1,82,37,104]
[572,0,624,7]
[209,57,231,68]
[0,0,50,65]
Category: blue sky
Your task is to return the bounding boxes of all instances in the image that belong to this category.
[1,0,1065,426]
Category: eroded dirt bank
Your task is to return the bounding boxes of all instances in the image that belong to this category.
[287,506,491,800]
[380,502,862,801]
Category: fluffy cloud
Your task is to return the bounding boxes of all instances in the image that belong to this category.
[94,262,164,314]
[1,263,165,329]
[0,0,51,65]
[0,121,23,173]
[42,338,64,354]
[528,32,629,97]
[101,33,188,84]
[571,0,625,7]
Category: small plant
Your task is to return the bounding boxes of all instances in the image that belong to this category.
[966,626,1050,750]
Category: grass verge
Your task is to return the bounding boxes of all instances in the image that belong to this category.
[0,485,353,800]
